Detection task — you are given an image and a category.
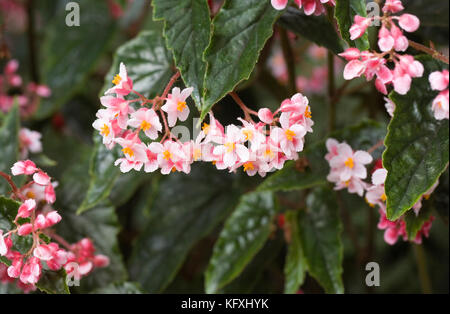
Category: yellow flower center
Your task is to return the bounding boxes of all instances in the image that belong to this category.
[381,193,387,202]
[163,150,172,160]
[224,142,236,153]
[304,106,312,118]
[365,198,375,208]
[264,149,274,158]
[344,180,350,187]
[112,74,122,85]
[242,129,253,141]
[437,101,442,108]
[177,101,187,112]
[122,147,134,157]
[171,167,177,172]
[202,123,210,135]
[26,191,36,199]
[193,148,202,161]
[344,157,354,169]
[285,129,296,141]
[243,162,255,172]
[100,124,110,137]
[140,120,152,131]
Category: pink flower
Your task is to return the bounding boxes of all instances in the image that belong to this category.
[18,223,33,236]
[45,211,62,228]
[432,90,449,120]
[11,160,37,176]
[384,97,396,117]
[339,48,361,61]
[100,95,132,129]
[158,140,189,174]
[127,108,162,140]
[44,183,56,204]
[366,168,388,207]
[93,109,116,146]
[349,15,372,40]
[212,125,250,168]
[114,137,148,173]
[7,258,23,278]
[382,0,404,13]
[161,87,193,127]
[325,138,339,161]
[271,0,288,10]
[105,62,134,96]
[258,108,274,124]
[270,118,306,159]
[33,171,51,186]
[378,26,395,52]
[390,24,409,52]
[16,199,36,219]
[144,142,164,173]
[19,257,41,285]
[343,59,366,80]
[328,142,373,182]
[33,244,53,261]
[93,255,110,268]
[294,0,335,16]
[429,70,449,91]
[398,14,420,32]
[19,128,42,158]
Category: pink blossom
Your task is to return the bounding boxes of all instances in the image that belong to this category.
[33,171,51,186]
[18,223,33,236]
[270,0,288,10]
[431,90,449,120]
[100,95,132,129]
[16,199,36,219]
[19,257,41,285]
[93,109,116,146]
[350,15,372,40]
[44,183,56,204]
[382,0,404,13]
[157,140,189,174]
[105,62,134,96]
[161,87,193,127]
[384,97,396,117]
[325,138,339,161]
[328,143,373,182]
[378,26,395,52]
[33,244,53,261]
[213,125,250,168]
[0,231,8,256]
[11,160,37,176]
[144,142,164,173]
[429,70,449,91]
[270,119,306,159]
[258,108,274,124]
[128,108,162,140]
[19,128,42,158]
[398,14,420,32]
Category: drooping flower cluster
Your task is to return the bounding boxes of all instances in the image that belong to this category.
[271,0,335,16]
[325,139,437,245]
[429,69,449,120]
[0,160,109,292]
[0,59,51,116]
[340,0,423,97]
[93,63,314,177]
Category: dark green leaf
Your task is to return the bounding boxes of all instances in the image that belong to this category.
[152,0,211,110]
[384,56,449,220]
[404,201,433,241]
[128,163,241,293]
[335,0,370,50]
[201,0,280,119]
[205,190,277,294]
[36,269,70,294]
[284,211,306,294]
[37,0,117,119]
[299,187,344,293]
[278,7,345,55]
[0,103,19,195]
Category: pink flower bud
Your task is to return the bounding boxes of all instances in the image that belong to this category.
[33,245,53,261]
[11,160,38,176]
[271,0,288,10]
[339,48,361,61]
[93,254,110,268]
[18,223,33,236]
[45,184,56,204]
[35,214,47,230]
[0,231,8,256]
[45,211,62,228]
[258,108,274,124]
[16,199,37,219]
[33,171,51,186]
[343,60,366,80]
[398,14,420,33]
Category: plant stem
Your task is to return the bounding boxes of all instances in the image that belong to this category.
[0,171,24,201]
[161,71,181,99]
[279,27,297,95]
[408,40,449,64]
[230,92,257,122]
[26,0,39,82]
[413,244,433,294]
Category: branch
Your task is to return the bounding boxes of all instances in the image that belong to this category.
[408,40,449,64]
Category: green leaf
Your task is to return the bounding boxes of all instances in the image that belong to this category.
[91,282,143,294]
[0,103,19,195]
[36,269,70,294]
[101,29,174,97]
[128,163,241,293]
[384,56,449,220]
[205,190,277,294]
[152,0,211,110]
[258,120,386,192]
[404,201,433,241]
[284,211,306,294]
[299,187,344,294]
[335,0,370,50]
[37,0,117,119]
[278,7,344,55]
[201,0,280,119]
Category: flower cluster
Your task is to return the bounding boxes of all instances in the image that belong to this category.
[325,139,437,245]
[0,160,109,292]
[271,0,335,16]
[93,63,314,177]
[340,0,423,97]
[0,59,51,116]
[429,69,449,120]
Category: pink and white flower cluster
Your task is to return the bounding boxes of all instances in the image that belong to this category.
[340,0,424,97]
[0,59,51,116]
[0,160,109,292]
[325,140,437,245]
[429,69,449,120]
[93,63,314,177]
[271,0,335,16]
